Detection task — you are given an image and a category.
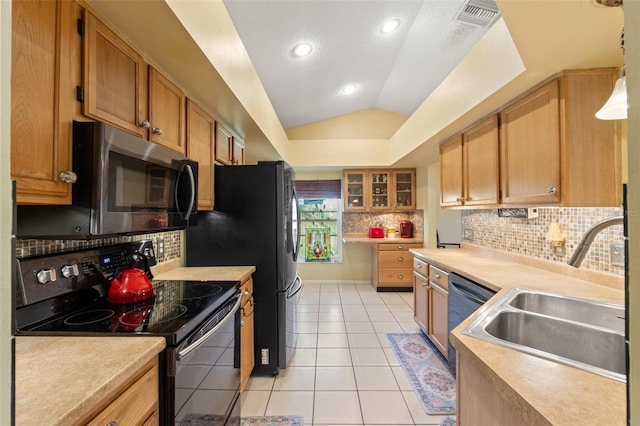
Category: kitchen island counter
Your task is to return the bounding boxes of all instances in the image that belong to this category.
[15,336,165,425]
[410,244,625,425]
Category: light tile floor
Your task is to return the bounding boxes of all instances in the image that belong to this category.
[241,283,450,425]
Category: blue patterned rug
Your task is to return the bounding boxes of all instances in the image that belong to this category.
[179,414,304,426]
[386,332,456,415]
[439,415,457,426]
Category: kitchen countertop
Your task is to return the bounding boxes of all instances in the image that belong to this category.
[410,244,625,425]
[343,233,423,245]
[15,336,165,425]
[153,265,256,282]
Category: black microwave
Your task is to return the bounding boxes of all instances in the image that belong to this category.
[17,121,198,239]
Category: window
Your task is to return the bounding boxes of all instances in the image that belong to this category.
[296,180,342,263]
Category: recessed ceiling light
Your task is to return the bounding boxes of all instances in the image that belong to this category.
[380,18,401,34]
[292,42,313,57]
[341,83,359,95]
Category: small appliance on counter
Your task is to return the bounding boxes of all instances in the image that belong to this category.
[368,227,385,238]
[399,220,413,238]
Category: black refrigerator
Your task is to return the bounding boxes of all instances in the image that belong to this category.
[186,161,302,376]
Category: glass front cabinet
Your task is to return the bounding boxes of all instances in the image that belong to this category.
[343,170,368,211]
[343,169,416,211]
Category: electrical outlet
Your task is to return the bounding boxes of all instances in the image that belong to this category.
[610,242,625,267]
[463,229,473,240]
[261,349,269,364]
[156,237,165,259]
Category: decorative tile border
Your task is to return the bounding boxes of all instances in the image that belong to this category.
[461,208,624,276]
[16,230,183,264]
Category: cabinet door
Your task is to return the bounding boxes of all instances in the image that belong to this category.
[464,115,499,206]
[148,67,186,154]
[343,170,368,211]
[83,10,148,138]
[233,136,245,165]
[240,278,255,391]
[500,80,561,205]
[186,99,214,211]
[413,270,429,333]
[439,135,464,207]
[369,170,390,210]
[215,122,233,165]
[11,0,81,205]
[392,169,416,210]
[429,282,449,358]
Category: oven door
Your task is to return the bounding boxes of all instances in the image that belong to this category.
[166,293,242,425]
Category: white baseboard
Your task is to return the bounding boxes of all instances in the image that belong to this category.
[301,280,371,286]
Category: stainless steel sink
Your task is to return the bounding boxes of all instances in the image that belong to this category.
[462,288,627,382]
[509,291,625,333]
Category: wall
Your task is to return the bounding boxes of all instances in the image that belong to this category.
[0,1,11,423]
[462,208,624,277]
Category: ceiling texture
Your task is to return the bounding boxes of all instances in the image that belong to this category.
[224,0,501,130]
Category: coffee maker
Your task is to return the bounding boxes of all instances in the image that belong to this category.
[399,220,413,238]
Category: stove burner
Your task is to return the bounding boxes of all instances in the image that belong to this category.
[120,304,187,326]
[181,283,222,300]
[63,309,115,326]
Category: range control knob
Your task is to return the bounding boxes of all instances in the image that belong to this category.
[36,268,57,285]
[61,264,80,279]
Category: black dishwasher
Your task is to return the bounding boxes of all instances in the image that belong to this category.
[447,273,496,375]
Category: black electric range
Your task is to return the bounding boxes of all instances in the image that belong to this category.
[14,240,243,424]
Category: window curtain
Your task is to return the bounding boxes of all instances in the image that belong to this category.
[295,180,341,199]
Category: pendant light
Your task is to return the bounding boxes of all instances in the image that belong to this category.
[596,28,627,120]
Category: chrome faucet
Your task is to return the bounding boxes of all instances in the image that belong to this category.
[567,216,624,267]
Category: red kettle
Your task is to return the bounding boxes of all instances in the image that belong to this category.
[108,268,154,304]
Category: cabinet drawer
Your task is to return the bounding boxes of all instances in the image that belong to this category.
[379,268,413,284]
[378,243,423,251]
[413,257,428,278]
[87,363,158,426]
[379,251,413,268]
[429,265,449,290]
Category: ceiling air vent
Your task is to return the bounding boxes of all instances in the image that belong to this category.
[455,0,500,27]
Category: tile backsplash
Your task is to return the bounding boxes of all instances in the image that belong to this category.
[343,210,424,236]
[15,230,182,264]
[462,208,624,276]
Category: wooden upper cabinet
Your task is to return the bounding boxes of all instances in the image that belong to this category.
[215,122,233,165]
[560,69,622,207]
[439,135,464,207]
[343,170,368,211]
[148,67,186,154]
[11,0,82,205]
[232,136,245,165]
[83,10,147,138]
[369,170,391,210]
[83,11,186,153]
[500,79,562,205]
[464,115,500,206]
[186,99,214,211]
[392,169,416,210]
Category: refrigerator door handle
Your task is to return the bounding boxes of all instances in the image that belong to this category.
[287,276,303,299]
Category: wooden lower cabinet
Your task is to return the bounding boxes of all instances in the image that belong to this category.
[240,277,255,391]
[86,359,159,425]
[373,243,422,290]
[457,350,528,426]
[412,258,449,358]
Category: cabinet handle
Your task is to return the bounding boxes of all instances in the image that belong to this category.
[240,320,245,327]
[397,274,404,279]
[547,187,557,195]
[434,272,441,279]
[244,288,250,295]
[397,256,404,261]
[397,245,404,249]
[417,264,422,269]
[138,120,151,129]
[59,171,77,184]
[423,283,430,289]
[105,421,118,426]
[152,127,163,135]
[456,197,466,202]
